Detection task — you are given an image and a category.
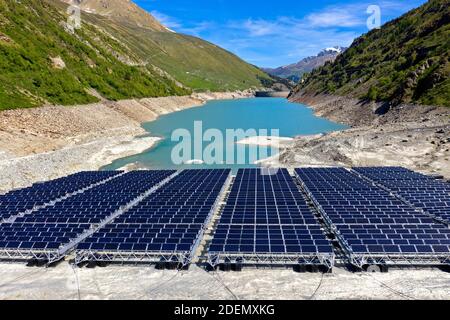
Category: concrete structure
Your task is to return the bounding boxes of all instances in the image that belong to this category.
[255,91,290,98]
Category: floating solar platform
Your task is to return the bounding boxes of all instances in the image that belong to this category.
[0,171,121,223]
[75,169,231,266]
[337,224,450,267]
[0,170,176,263]
[295,167,450,268]
[2,167,448,270]
[207,169,334,269]
[353,167,450,225]
[0,223,92,262]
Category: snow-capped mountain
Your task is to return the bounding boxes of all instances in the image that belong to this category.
[262,46,347,82]
[320,46,346,55]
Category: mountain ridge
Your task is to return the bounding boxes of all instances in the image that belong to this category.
[263,46,346,82]
[60,0,168,31]
[0,0,273,110]
[290,0,449,108]
[55,0,273,92]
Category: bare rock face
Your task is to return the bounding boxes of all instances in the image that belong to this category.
[0,32,11,43]
[60,0,168,31]
[263,47,347,81]
[50,56,66,69]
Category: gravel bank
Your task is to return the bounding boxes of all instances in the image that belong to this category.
[0,262,449,300]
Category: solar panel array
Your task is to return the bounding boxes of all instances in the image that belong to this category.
[295,168,450,257]
[76,170,230,262]
[209,169,333,261]
[0,171,175,258]
[1,167,449,268]
[0,171,119,222]
[354,167,450,223]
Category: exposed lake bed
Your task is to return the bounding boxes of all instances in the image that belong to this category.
[277,94,450,178]
[1,93,449,194]
[103,98,346,171]
[0,92,253,192]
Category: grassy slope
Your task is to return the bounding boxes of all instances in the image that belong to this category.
[293,0,449,107]
[72,5,272,92]
[0,0,190,110]
[0,0,273,110]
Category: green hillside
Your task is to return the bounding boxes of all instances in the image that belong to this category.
[292,0,449,107]
[60,0,272,92]
[0,0,272,110]
[0,0,192,110]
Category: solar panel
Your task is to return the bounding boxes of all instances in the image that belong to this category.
[0,171,120,222]
[209,224,333,254]
[2,166,447,269]
[75,169,231,265]
[0,170,176,262]
[337,224,450,254]
[207,169,334,267]
[353,167,450,223]
[295,167,450,266]
[76,223,201,253]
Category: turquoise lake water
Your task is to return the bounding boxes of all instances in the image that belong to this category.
[103,98,347,171]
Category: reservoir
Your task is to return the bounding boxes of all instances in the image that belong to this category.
[103,98,347,171]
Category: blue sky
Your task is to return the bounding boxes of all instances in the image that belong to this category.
[134,0,426,68]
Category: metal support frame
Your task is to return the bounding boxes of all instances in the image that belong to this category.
[294,170,450,269]
[75,170,232,267]
[0,171,179,264]
[207,252,335,269]
[75,250,192,266]
[349,168,450,226]
[204,172,335,270]
[0,248,60,263]
[1,171,126,225]
[348,252,450,269]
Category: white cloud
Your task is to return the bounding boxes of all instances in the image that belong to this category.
[306,8,364,27]
[241,19,281,37]
[180,21,214,36]
[148,0,426,68]
[151,10,182,29]
[304,0,426,28]
[151,10,212,36]
[223,15,358,66]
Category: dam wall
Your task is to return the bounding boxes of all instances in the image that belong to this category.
[255,91,290,98]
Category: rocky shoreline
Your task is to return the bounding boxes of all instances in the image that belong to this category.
[257,92,450,179]
[0,91,254,193]
[2,90,448,193]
